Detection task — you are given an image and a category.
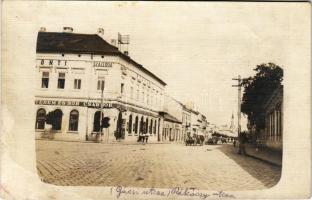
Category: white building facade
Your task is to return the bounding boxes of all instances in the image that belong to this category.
[35,28,166,142]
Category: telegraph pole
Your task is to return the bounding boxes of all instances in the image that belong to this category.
[232,75,242,137]
[99,82,104,142]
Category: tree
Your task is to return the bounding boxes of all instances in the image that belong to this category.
[241,63,283,131]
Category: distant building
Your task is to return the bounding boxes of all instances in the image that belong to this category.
[160,112,182,142]
[181,104,192,141]
[161,95,184,142]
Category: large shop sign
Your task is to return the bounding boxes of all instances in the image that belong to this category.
[93,61,113,68]
[35,99,113,108]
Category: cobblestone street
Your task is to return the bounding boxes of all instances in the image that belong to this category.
[36,140,281,190]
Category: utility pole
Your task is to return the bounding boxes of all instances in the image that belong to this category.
[232,75,242,138]
[99,81,105,142]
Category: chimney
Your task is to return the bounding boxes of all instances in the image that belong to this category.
[39,27,46,32]
[98,28,104,36]
[63,27,73,33]
[111,39,117,46]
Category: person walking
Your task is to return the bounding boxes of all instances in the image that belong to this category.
[145,133,149,144]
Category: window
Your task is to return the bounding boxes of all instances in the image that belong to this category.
[136,89,139,100]
[69,110,79,131]
[57,73,65,89]
[97,79,105,91]
[74,79,81,89]
[154,121,157,134]
[41,72,49,88]
[142,91,144,102]
[130,87,133,99]
[128,115,132,135]
[149,119,153,134]
[35,108,46,129]
[121,83,124,94]
[134,116,139,134]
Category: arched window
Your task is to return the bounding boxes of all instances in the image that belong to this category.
[134,116,139,134]
[69,110,79,131]
[145,118,149,134]
[154,120,157,135]
[52,109,63,130]
[116,112,123,139]
[139,117,144,134]
[128,115,132,135]
[35,108,46,129]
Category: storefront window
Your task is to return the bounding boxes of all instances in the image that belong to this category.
[69,110,79,131]
[52,109,63,130]
[145,118,149,134]
[149,119,153,134]
[35,108,46,129]
[154,121,157,135]
[128,115,132,135]
[134,116,139,134]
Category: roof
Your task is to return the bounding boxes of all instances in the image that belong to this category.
[163,113,182,124]
[36,31,166,86]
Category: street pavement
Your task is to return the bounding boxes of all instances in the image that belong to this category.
[36,140,281,190]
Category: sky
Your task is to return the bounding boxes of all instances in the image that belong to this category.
[31,1,296,128]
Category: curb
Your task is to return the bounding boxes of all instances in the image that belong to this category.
[232,145,282,167]
[245,153,282,167]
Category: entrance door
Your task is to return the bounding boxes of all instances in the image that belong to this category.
[52,109,63,131]
[93,111,103,132]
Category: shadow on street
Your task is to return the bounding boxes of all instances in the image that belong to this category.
[217,144,282,188]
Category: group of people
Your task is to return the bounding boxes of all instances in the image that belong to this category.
[137,132,149,144]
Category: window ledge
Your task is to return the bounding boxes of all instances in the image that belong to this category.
[67,131,79,134]
[53,130,62,133]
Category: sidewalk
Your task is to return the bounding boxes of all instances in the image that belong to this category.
[36,138,171,145]
[234,143,282,166]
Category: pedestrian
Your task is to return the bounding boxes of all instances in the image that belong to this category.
[138,131,144,144]
[145,134,149,144]
[238,132,247,155]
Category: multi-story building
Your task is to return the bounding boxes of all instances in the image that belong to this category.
[35,27,166,142]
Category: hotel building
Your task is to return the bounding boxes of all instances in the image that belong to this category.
[35,27,166,142]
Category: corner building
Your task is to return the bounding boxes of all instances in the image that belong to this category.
[35,29,166,142]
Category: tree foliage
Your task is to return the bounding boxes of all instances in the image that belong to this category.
[241,63,283,130]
